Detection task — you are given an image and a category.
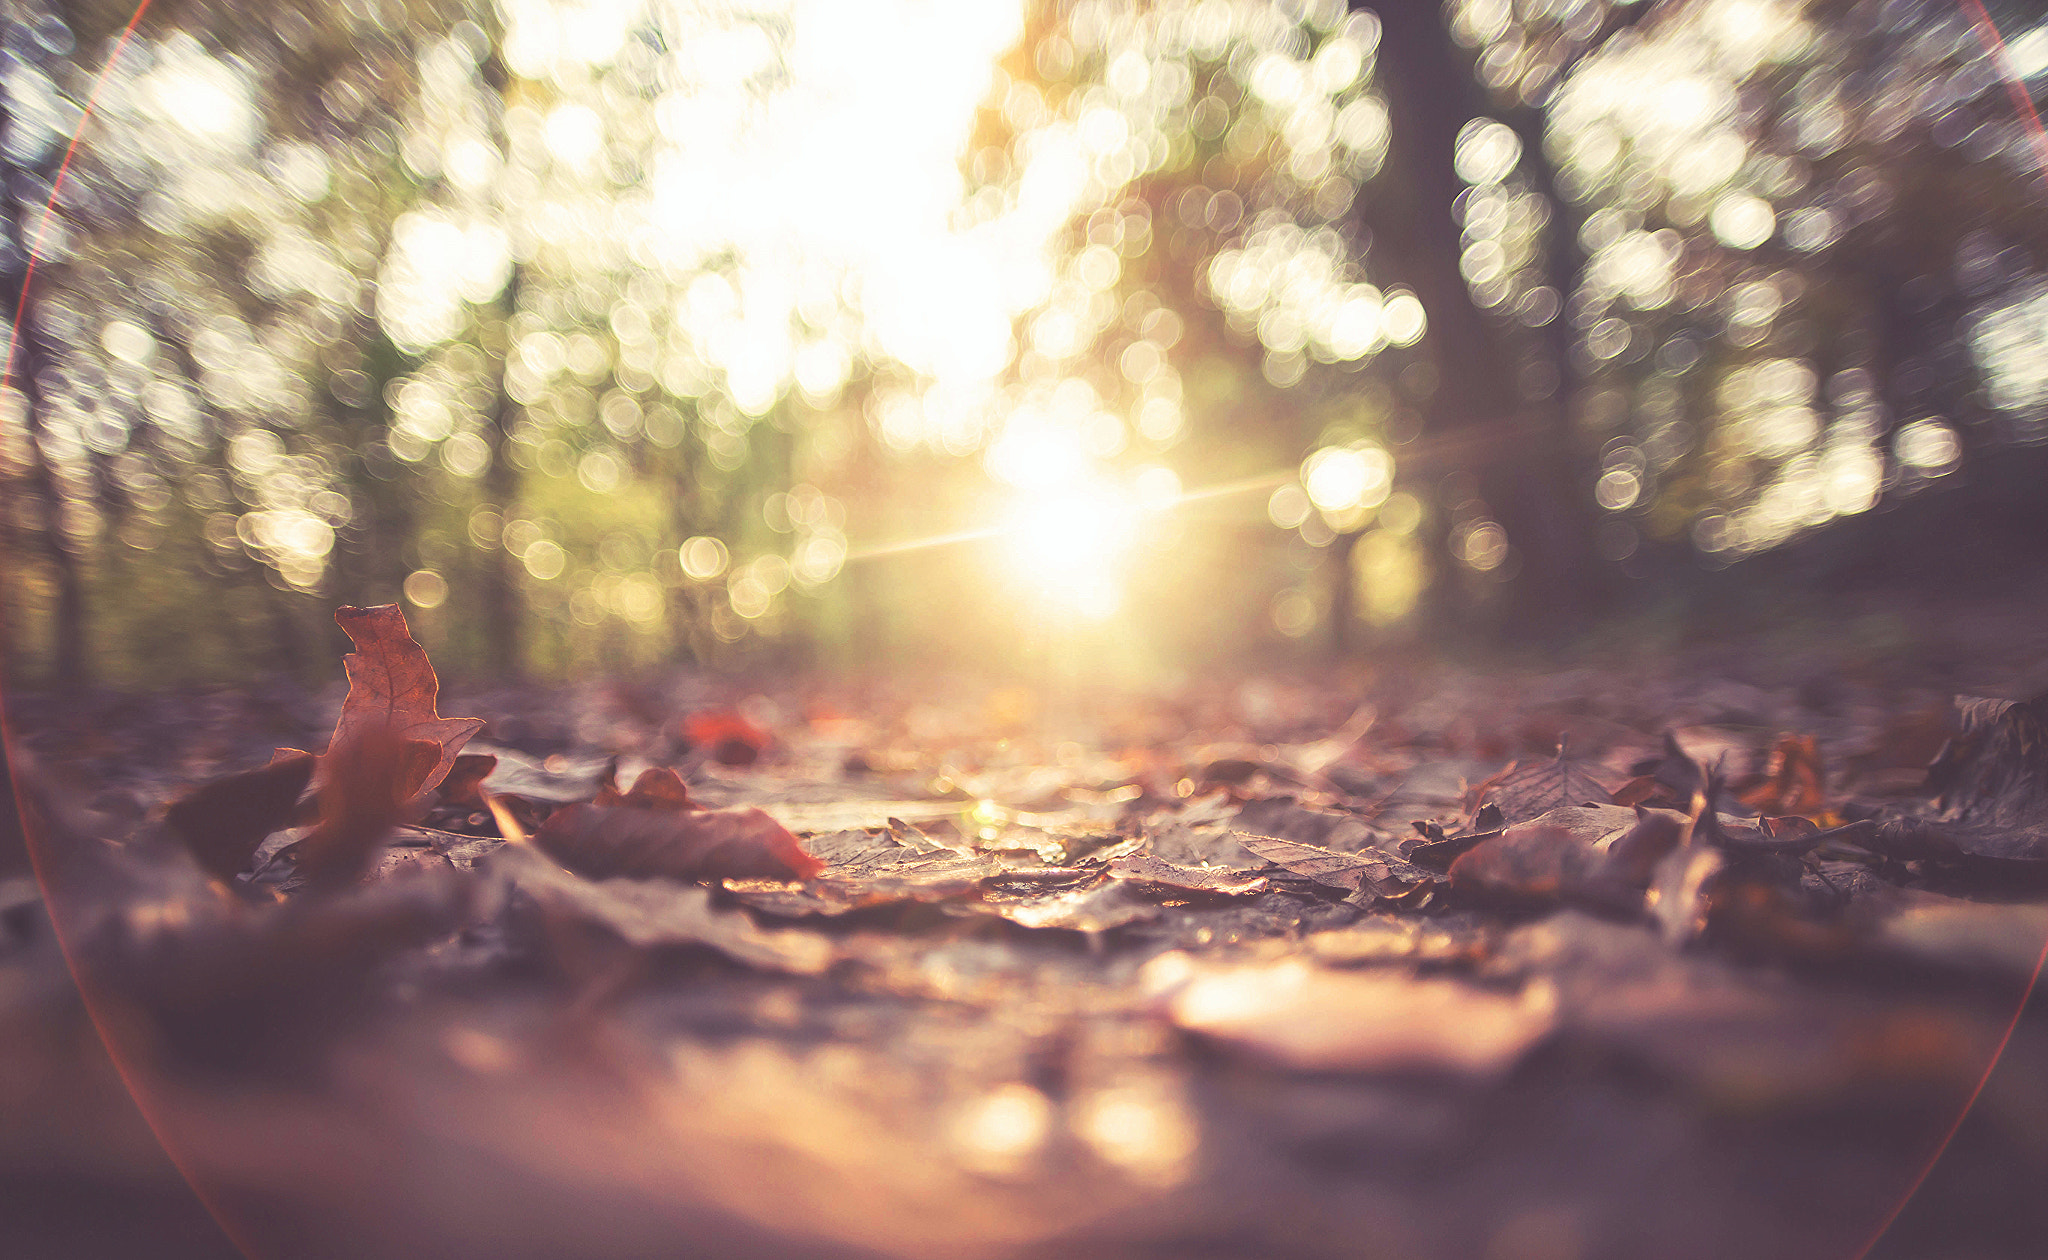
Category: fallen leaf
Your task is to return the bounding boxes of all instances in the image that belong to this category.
[1736,734,1829,819]
[1448,804,1685,910]
[1874,692,2048,864]
[1616,731,1751,815]
[1141,816,1266,869]
[437,754,499,808]
[1471,743,1619,824]
[985,879,1165,932]
[682,710,770,765]
[1236,832,1380,892]
[1236,832,1440,906]
[726,828,996,917]
[534,801,823,883]
[1403,805,1503,870]
[594,765,698,811]
[300,725,441,890]
[163,751,316,881]
[329,605,486,805]
[493,844,833,973]
[1107,852,1269,897]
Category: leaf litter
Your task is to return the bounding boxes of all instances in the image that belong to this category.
[11,607,2048,1259]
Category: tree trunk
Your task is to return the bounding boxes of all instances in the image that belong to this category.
[1356,1,1597,645]
[482,269,525,682]
[12,301,90,689]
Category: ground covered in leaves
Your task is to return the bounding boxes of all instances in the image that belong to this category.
[9,601,2048,1260]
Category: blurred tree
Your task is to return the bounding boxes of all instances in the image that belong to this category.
[1455,0,2048,590]
[4,0,2047,686]
[0,3,97,687]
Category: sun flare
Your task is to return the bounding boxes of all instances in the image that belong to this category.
[999,484,1143,621]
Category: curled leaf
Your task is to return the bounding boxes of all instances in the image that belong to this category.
[1874,693,2048,864]
[329,605,486,804]
[594,765,697,811]
[300,726,440,890]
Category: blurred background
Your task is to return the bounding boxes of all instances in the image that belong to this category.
[2,0,2046,689]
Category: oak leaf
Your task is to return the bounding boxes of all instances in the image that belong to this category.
[327,605,485,806]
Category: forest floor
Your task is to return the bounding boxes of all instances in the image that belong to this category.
[8,577,2048,1260]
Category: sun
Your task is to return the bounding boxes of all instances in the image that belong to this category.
[997,484,1143,621]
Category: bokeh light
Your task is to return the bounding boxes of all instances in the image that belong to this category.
[2,0,2044,682]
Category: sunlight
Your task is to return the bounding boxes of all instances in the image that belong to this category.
[140,36,254,150]
[999,484,1141,621]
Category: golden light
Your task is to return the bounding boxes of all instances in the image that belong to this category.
[1302,443,1393,516]
[998,484,1142,621]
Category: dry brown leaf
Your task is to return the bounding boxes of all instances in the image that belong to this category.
[300,725,441,890]
[437,753,499,808]
[1875,694,2048,864]
[1448,804,1684,909]
[535,803,823,883]
[1470,744,1620,824]
[1236,832,1438,904]
[327,605,486,805]
[1736,734,1830,819]
[1107,852,1269,897]
[594,765,698,811]
[162,751,317,881]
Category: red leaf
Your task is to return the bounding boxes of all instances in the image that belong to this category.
[1735,733,1829,818]
[534,804,821,883]
[592,765,698,812]
[327,605,485,803]
[681,711,769,765]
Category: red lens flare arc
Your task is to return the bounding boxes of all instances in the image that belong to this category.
[1851,15,2048,1258]
[4,3,2048,1259]
[2,4,260,1258]
[2,0,156,393]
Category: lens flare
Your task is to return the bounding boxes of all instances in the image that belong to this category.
[999,483,1141,620]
